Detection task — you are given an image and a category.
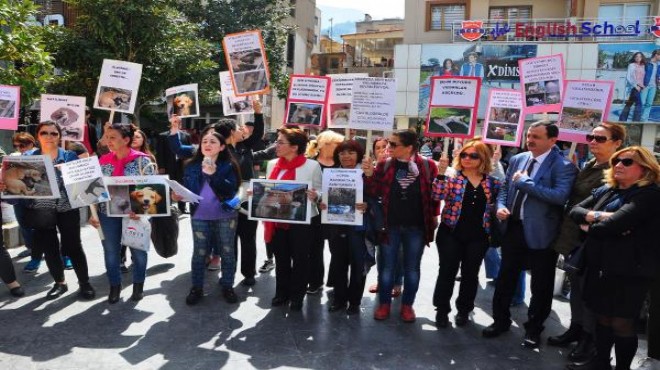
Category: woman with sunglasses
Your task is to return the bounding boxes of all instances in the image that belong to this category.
[568,146,660,370]
[363,129,439,322]
[431,138,501,328]
[548,123,626,367]
[89,123,155,304]
[24,122,95,300]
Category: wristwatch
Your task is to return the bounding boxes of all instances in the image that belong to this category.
[593,211,602,221]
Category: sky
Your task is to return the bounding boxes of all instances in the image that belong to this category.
[315,0,405,20]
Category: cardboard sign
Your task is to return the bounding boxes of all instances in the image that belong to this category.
[40,94,86,141]
[321,168,363,226]
[248,179,312,224]
[93,59,143,114]
[558,80,615,143]
[165,83,200,118]
[284,75,331,128]
[425,76,481,139]
[60,156,110,208]
[348,77,397,131]
[104,176,171,217]
[219,71,255,116]
[482,89,524,147]
[0,85,20,130]
[326,73,368,128]
[222,30,271,96]
[1,155,60,199]
[519,54,565,114]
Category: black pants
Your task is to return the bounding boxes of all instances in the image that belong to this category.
[272,224,313,304]
[0,246,17,284]
[492,220,558,332]
[308,216,324,288]
[33,209,90,284]
[433,225,488,315]
[234,212,258,279]
[328,230,368,306]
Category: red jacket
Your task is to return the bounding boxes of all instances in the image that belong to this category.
[365,154,440,244]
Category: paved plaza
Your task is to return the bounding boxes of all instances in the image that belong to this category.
[0,216,649,369]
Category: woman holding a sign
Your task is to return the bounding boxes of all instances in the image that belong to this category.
[90,123,155,304]
[363,129,439,322]
[175,131,241,305]
[431,138,501,328]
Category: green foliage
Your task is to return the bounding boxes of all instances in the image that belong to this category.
[0,0,55,107]
[179,0,294,100]
[45,0,217,119]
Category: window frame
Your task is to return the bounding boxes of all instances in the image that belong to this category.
[488,5,533,22]
[425,0,468,32]
[598,2,651,21]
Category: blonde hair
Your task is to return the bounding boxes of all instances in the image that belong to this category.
[452,136,493,175]
[603,146,660,187]
[305,130,344,158]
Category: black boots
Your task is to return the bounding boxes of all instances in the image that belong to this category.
[570,333,596,363]
[131,283,144,301]
[548,324,582,347]
[108,285,121,304]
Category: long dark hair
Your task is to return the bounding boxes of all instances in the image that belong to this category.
[188,131,241,189]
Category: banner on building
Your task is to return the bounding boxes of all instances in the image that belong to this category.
[558,80,614,143]
[284,75,331,128]
[40,94,86,142]
[222,30,271,96]
[349,77,396,131]
[93,59,143,114]
[425,76,481,139]
[482,89,524,147]
[0,85,20,131]
[519,54,565,114]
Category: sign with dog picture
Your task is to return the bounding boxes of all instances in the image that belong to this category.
[482,89,524,147]
[0,85,20,130]
[248,179,312,224]
[321,168,363,226]
[519,54,565,114]
[326,73,368,128]
[223,30,271,96]
[40,94,86,142]
[1,155,60,199]
[93,59,143,114]
[165,83,200,119]
[60,156,110,208]
[103,176,170,217]
[425,76,481,139]
[284,75,331,128]
[349,77,397,131]
[219,71,255,116]
[558,80,614,143]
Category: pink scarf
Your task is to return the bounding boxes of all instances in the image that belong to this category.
[99,148,148,176]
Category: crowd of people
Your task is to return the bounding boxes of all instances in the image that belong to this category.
[1,105,659,370]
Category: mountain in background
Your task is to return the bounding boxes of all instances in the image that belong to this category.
[318,5,364,41]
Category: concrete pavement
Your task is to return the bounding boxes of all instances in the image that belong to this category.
[0,216,649,369]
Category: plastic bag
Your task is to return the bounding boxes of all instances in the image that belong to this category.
[121,218,152,251]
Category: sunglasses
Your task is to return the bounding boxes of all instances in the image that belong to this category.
[459,152,481,160]
[388,141,402,148]
[39,131,60,137]
[612,157,635,167]
[13,143,27,149]
[586,134,610,143]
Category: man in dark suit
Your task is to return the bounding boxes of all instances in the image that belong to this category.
[156,118,191,210]
[483,121,578,348]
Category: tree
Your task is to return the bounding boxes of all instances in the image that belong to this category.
[45,0,217,122]
[0,0,55,107]
[179,0,294,99]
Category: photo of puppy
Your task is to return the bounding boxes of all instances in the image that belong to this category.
[50,107,79,127]
[130,186,164,215]
[166,89,198,118]
[97,87,132,110]
[108,186,131,215]
[173,94,194,116]
[287,103,322,125]
[3,166,43,195]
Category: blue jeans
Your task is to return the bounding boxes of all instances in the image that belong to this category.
[640,86,658,122]
[484,247,526,304]
[99,213,148,286]
[378,226,424,305]
[377,244,404,286]
[191,218,237,289]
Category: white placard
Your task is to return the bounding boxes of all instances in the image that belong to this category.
[482,89,524,147]
[519,54,565,114]
[166,179,202,204]
[60,156,110,208]
[165,83,200,118]
[327,73,368,128]
[93,59,143,114]
[348,77,396,131]
[104,175,171,217]
[425,76,481,139]
[248,179,312,224]
[1,155,60,199]
[219,71,254,116]
[321,168,363,226]
[0,85,20,130]
[284,75,331,127]
[222,30,270,96]
[40,94,86,142]
[558,80,614,143]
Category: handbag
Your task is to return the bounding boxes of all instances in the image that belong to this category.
[150,205,180,258]
[562,242,586,274]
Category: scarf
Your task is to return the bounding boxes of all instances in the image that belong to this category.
[264,154,307,243]
[99,148,148,176]
[395,155,419,190]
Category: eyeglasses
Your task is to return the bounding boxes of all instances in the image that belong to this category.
[13,143,27,149]
[39,131,60,137]
[612,157,635,167]
[387,141,401,148]
[275,140,290,146]
[586,134,610,143]
[459,152,481,160]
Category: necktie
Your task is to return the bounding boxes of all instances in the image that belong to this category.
[470,64,475,77]
[510,159,537,220]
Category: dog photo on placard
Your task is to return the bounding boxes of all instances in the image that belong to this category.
[107,185,132,215]
[66,177,110,208]
[97,87,132,111]
[235,71,268,94]
[0,99,16,118]
[2,163,44,196]
[229,49,264,72]
[166,89,199,118]
[129,184,167,215]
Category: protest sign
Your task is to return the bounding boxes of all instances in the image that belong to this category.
[284,75,331,127]
[425,76,481,139]
[519,54,565,114]
[0,85,20,130]
[93,59,143,114]
[223,30,270,96]
[60,156,109,208]
[104,176,171,217]
[558,80,614,143]
[327,73,368,128]
[1,155,60,199]
[219,71,255,116]
[482,89,524,147]
[321,168,363,226]
[40,94,86,142]
[165,83,200,119]
[348,77,396,131]
[248,179,312,224]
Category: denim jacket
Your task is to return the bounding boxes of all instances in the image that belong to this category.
[182,159,238,215]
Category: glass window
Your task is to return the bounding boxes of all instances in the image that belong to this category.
[429,4,466,31]
[598,3,650,21]
[489,6,532,22]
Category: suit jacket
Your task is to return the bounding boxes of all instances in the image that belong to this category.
[156,130,191,181]
[459,63,484,78]
[496,146,578,250]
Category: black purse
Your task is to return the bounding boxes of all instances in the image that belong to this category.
[563,242,586,274]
